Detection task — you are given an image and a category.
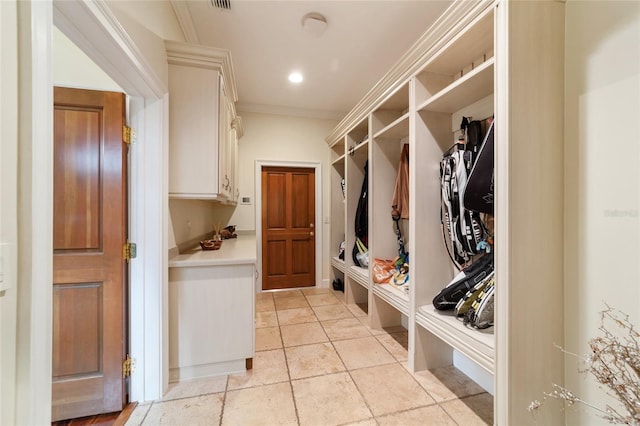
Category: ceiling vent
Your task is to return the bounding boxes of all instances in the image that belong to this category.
[211,0,231,10]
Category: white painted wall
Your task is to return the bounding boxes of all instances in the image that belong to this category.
[0,2,19,424]
[169,199,236,248]
[564,2,640,424]
[231,111,338,282]
[53,27,121,92]
[107,0,184,43]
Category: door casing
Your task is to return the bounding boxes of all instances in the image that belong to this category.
[14,2,168,424]
[255,160,322,293]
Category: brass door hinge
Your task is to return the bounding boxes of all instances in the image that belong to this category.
[122,354,134,378]
[123,126,135,145]
[123,241,137,261]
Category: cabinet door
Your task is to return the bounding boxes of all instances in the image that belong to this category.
[229,126,239,203]
[218,75,232,199]
[169,264,255,372]
[168,64,221,198]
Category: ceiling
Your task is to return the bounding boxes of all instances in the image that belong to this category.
[172,0,452,119]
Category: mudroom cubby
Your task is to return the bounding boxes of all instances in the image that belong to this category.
[412,3,496,381]
[344,131,369,308]
[326,1,565,424]
[329,136,346,301]
[371,82,410,139]
[369,82,411,328]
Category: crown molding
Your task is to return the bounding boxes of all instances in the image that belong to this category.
[237,102,345,121]
[164,40,238,106]
[170,1,199,44]
[231,116,244,139]
[325,0,494,146]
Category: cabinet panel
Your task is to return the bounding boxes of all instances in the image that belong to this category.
[166,41,241,202]
[169,264,254,380]
[168,64,221,198]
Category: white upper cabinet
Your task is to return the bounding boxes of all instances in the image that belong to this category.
[165,41,241,201]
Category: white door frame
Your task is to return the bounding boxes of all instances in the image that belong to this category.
[16,1,168,423]
[255,160,323,293]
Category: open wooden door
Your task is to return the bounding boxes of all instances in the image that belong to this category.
[261,166,315,290]
[52,87,128,421]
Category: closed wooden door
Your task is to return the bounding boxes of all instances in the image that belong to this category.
[52,87,127,421]
[262,166,315,290]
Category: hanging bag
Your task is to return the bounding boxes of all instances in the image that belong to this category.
[372,258,396,284]
[352,161,369,267]
[464,120,495,214]
[432,252,493,310]
[354,238,369,267]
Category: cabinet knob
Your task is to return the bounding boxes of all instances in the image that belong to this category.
[309,231,314,237]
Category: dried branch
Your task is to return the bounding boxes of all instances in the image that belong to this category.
[529,306,640,425]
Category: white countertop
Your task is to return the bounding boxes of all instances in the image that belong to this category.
[169,235,257,267]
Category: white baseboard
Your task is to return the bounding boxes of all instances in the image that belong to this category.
[169,359,246,382]
[453,350,494,395]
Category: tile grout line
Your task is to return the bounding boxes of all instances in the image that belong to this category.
[218,374,230,426]
[276,298,302,426]
[137,401,152,426]
[318,298,379,424]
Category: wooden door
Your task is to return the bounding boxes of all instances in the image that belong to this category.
[52,87,127,421]
[262,167,316,290]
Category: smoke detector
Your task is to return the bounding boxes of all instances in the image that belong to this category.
[301,12,327,37]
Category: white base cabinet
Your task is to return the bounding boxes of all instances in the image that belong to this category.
[169,264,255,381]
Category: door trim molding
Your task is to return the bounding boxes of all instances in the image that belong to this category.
[15,2,53,424]
[255,160,322,293]
[14,1,168,421]
[52,0,169,403]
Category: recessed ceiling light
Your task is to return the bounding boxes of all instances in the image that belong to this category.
[288,72,303,83]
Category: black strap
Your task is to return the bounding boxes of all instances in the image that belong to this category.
[392,215,407,259]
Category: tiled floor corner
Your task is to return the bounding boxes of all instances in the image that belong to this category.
[127,286,493,425]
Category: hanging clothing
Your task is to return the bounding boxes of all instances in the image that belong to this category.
[391,144,409,220]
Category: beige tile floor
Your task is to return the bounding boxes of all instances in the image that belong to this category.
[126,287,493,426]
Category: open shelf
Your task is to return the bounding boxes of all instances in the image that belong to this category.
[348,138,369,157]
[373,112,409,140]
[372,283,409,316]
[347,117,369,144]
[348,265,369,290]
[418,58,494,114]
[331,256,346,273]
[416,304,494,374]
[330,136,345,163]
[423,8,494,76]
[376,82,409,112]
[332,154,346,168]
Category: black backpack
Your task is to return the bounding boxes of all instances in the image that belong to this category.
[432,252,493,310]
[464,120,494,214]
[352,161,368,266]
